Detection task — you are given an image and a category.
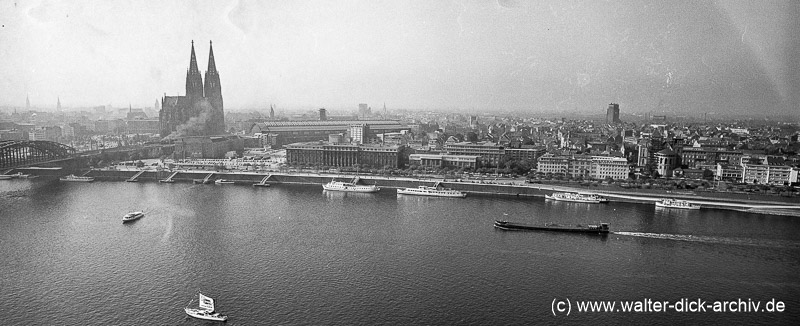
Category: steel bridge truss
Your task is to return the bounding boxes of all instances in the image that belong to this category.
[0,140,77,169]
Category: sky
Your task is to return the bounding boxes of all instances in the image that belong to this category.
[0,0,797,116]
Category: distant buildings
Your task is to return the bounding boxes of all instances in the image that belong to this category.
[159,41,225,138]
[358,103,371,117]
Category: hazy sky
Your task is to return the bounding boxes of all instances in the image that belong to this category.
[1,0,797,116]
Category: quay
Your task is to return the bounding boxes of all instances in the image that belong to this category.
[90,169,800,216]
[9,167,800,217]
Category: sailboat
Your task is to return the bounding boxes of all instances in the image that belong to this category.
[184,292,228,322]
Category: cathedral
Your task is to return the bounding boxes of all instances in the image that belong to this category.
[159,41,225,138]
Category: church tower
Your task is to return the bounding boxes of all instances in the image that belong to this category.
[204,41,224,135]
[186,41,204,101]
[159,41,225,138]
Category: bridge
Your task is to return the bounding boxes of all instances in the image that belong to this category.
[0,140,78,169]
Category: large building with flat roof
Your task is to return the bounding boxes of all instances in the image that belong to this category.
[250,120,407,147]
[285,141,407,168]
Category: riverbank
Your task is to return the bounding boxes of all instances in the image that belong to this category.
[62,168,798,216]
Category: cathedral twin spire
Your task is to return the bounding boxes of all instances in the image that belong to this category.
[186,40,218,100]
[160,40,225,138]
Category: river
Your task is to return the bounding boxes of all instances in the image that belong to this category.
[1,178,798,325]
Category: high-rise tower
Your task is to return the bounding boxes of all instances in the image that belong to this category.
[606,103,620,124]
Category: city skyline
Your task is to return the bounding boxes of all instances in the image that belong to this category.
[1,0,797,116]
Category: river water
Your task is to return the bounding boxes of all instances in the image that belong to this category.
[1,178,798,325]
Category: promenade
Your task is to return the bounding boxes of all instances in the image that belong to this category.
[76,167,800,217]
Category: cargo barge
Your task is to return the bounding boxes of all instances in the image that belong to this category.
[494,220,610,234]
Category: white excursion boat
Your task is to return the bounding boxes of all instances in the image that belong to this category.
[59,174,95,182]
[655,199,700,210]
[122,211,144,223]
[322,181,380,193]
[185,292,228,322]
[214,179,234,185]
[545,192,605,203]
[7,172,33,178]
[397,185,466,198]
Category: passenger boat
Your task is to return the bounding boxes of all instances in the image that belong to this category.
[655,199,700,210]
[214,179,234,184]
[322,181,380,193]
[545,192,605,203]
[158,179,175,183]
[59,174,95,182]
[397,185,466,198]
[122,211,144,223]
[494,220,610,234]
[185,292,228,322]
[582,193,609,203]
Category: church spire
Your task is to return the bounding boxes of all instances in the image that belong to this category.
[189,40,200,74]
[186,40,204,100]
[203,40,224,135]
[207,40,217,73]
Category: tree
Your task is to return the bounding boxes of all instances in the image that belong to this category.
[702,169,715,180]
[466,132,479,142]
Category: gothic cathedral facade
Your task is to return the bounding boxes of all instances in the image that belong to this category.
[159,41,225,138]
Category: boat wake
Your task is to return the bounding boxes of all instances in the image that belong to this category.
[613,231,800,249]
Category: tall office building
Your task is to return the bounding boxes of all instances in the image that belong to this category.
[606,103,620,124]
[358,103,371,117]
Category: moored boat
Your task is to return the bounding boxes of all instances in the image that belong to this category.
[185,292,228,322]
[59,174,95,182]
[215,179,234,184]
[397,185,466,198]
[494,220,610,234]
[322,180,380,193]
[581,193,609,203]
[122,211,144,223]
[0,175,12,180]
[8,172,33,179]
[655,199,700,210]
[545,192,603,203]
